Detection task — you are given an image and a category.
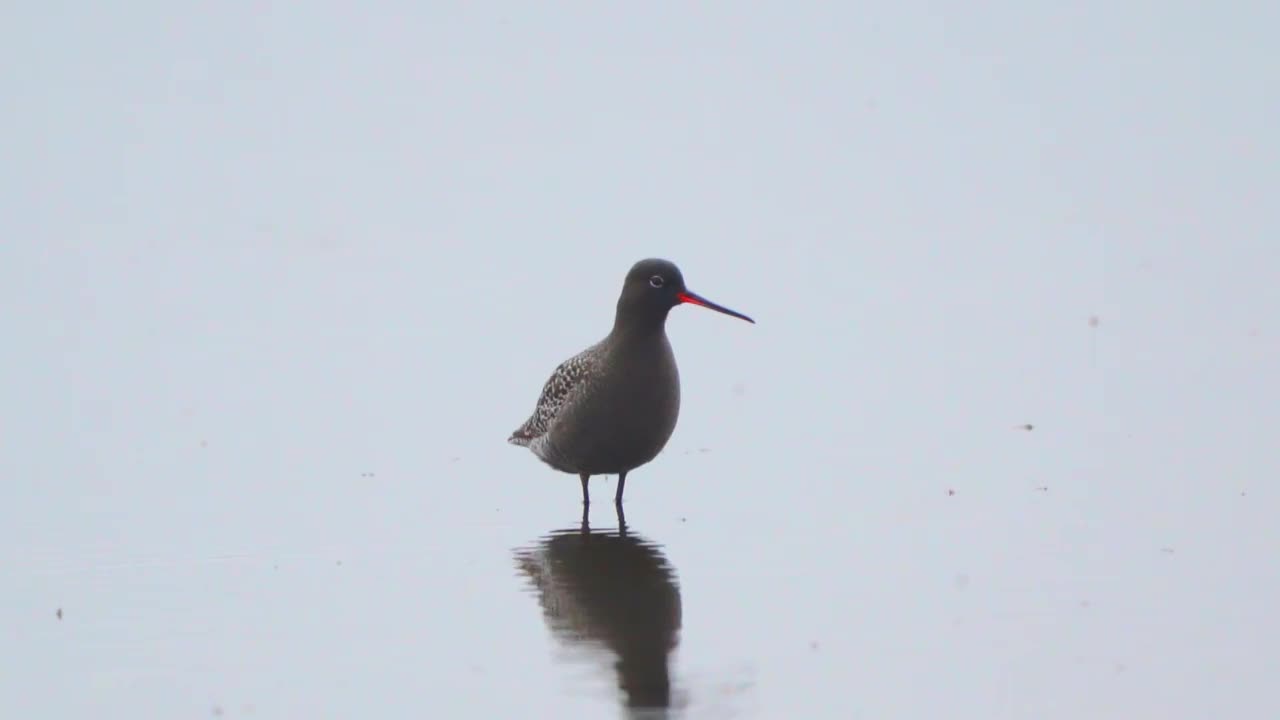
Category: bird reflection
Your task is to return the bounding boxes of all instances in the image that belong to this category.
[514,506,682,715]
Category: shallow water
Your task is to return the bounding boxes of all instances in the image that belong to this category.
[4,3,1279,718]
[6,396,1277,718]
[514,509,682,714]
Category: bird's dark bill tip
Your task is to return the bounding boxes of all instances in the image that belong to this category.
[678,291,755,324]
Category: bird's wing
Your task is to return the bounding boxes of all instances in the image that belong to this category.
[508,348,597,445]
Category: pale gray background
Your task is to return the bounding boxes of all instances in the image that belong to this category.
[3,2,1277,718]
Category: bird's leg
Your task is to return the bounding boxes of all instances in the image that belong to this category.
[614,471,627,506]
[580,473,590,506]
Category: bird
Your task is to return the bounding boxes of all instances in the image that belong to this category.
[509,258,754,506]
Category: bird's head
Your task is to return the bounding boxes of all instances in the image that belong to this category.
[614,258,755,331]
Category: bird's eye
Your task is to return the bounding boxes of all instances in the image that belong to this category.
[649,275,665,288]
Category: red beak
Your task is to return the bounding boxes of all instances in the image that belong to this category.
[677,291,755,324]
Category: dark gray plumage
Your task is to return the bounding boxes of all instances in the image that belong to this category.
[509,258,754,505]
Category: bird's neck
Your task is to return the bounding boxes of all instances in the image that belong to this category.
[611,301,671,340]
[608,315,669,346]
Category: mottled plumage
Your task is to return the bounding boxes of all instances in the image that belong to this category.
[508,345,600,448]
[509,258,753,506]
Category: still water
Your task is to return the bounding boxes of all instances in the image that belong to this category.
[4,228,1277,720]
[515,507,683,715]
[8,400,1276,720]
